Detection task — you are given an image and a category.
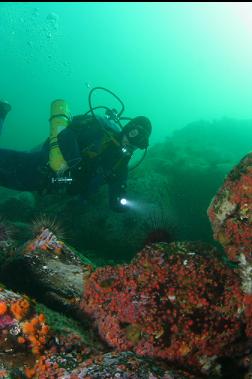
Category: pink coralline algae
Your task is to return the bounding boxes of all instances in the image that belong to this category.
[207,152,252,263]
[81,241,246,373]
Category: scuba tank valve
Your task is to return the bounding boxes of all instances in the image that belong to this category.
[85,87,149,171]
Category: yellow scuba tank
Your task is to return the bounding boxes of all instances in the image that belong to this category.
[49,99,70,173]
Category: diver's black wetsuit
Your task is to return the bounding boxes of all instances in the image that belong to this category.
[0,115,130,210]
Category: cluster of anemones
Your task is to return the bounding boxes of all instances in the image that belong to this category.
[25,227,64,255]
[0,287,50,377]
[81,241,245,372]
[24,332,92,378]
[25,215,65,255]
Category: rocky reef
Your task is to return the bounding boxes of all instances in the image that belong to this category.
[0,120,251,377]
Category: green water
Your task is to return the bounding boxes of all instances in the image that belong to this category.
[1,2,252,150]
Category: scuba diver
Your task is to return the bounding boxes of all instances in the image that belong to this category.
[0,88,152,212]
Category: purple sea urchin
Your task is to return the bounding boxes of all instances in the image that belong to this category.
[144,208,177,245]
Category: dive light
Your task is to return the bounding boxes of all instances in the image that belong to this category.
[120,198,127,206]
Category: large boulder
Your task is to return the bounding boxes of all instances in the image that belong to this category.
[208,152,252,339]
[208,152,252,263]
[81,241,247,375]
[0,219,94,319]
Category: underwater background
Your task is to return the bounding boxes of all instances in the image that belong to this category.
[0,1,252,263]
[1,3,252,378]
